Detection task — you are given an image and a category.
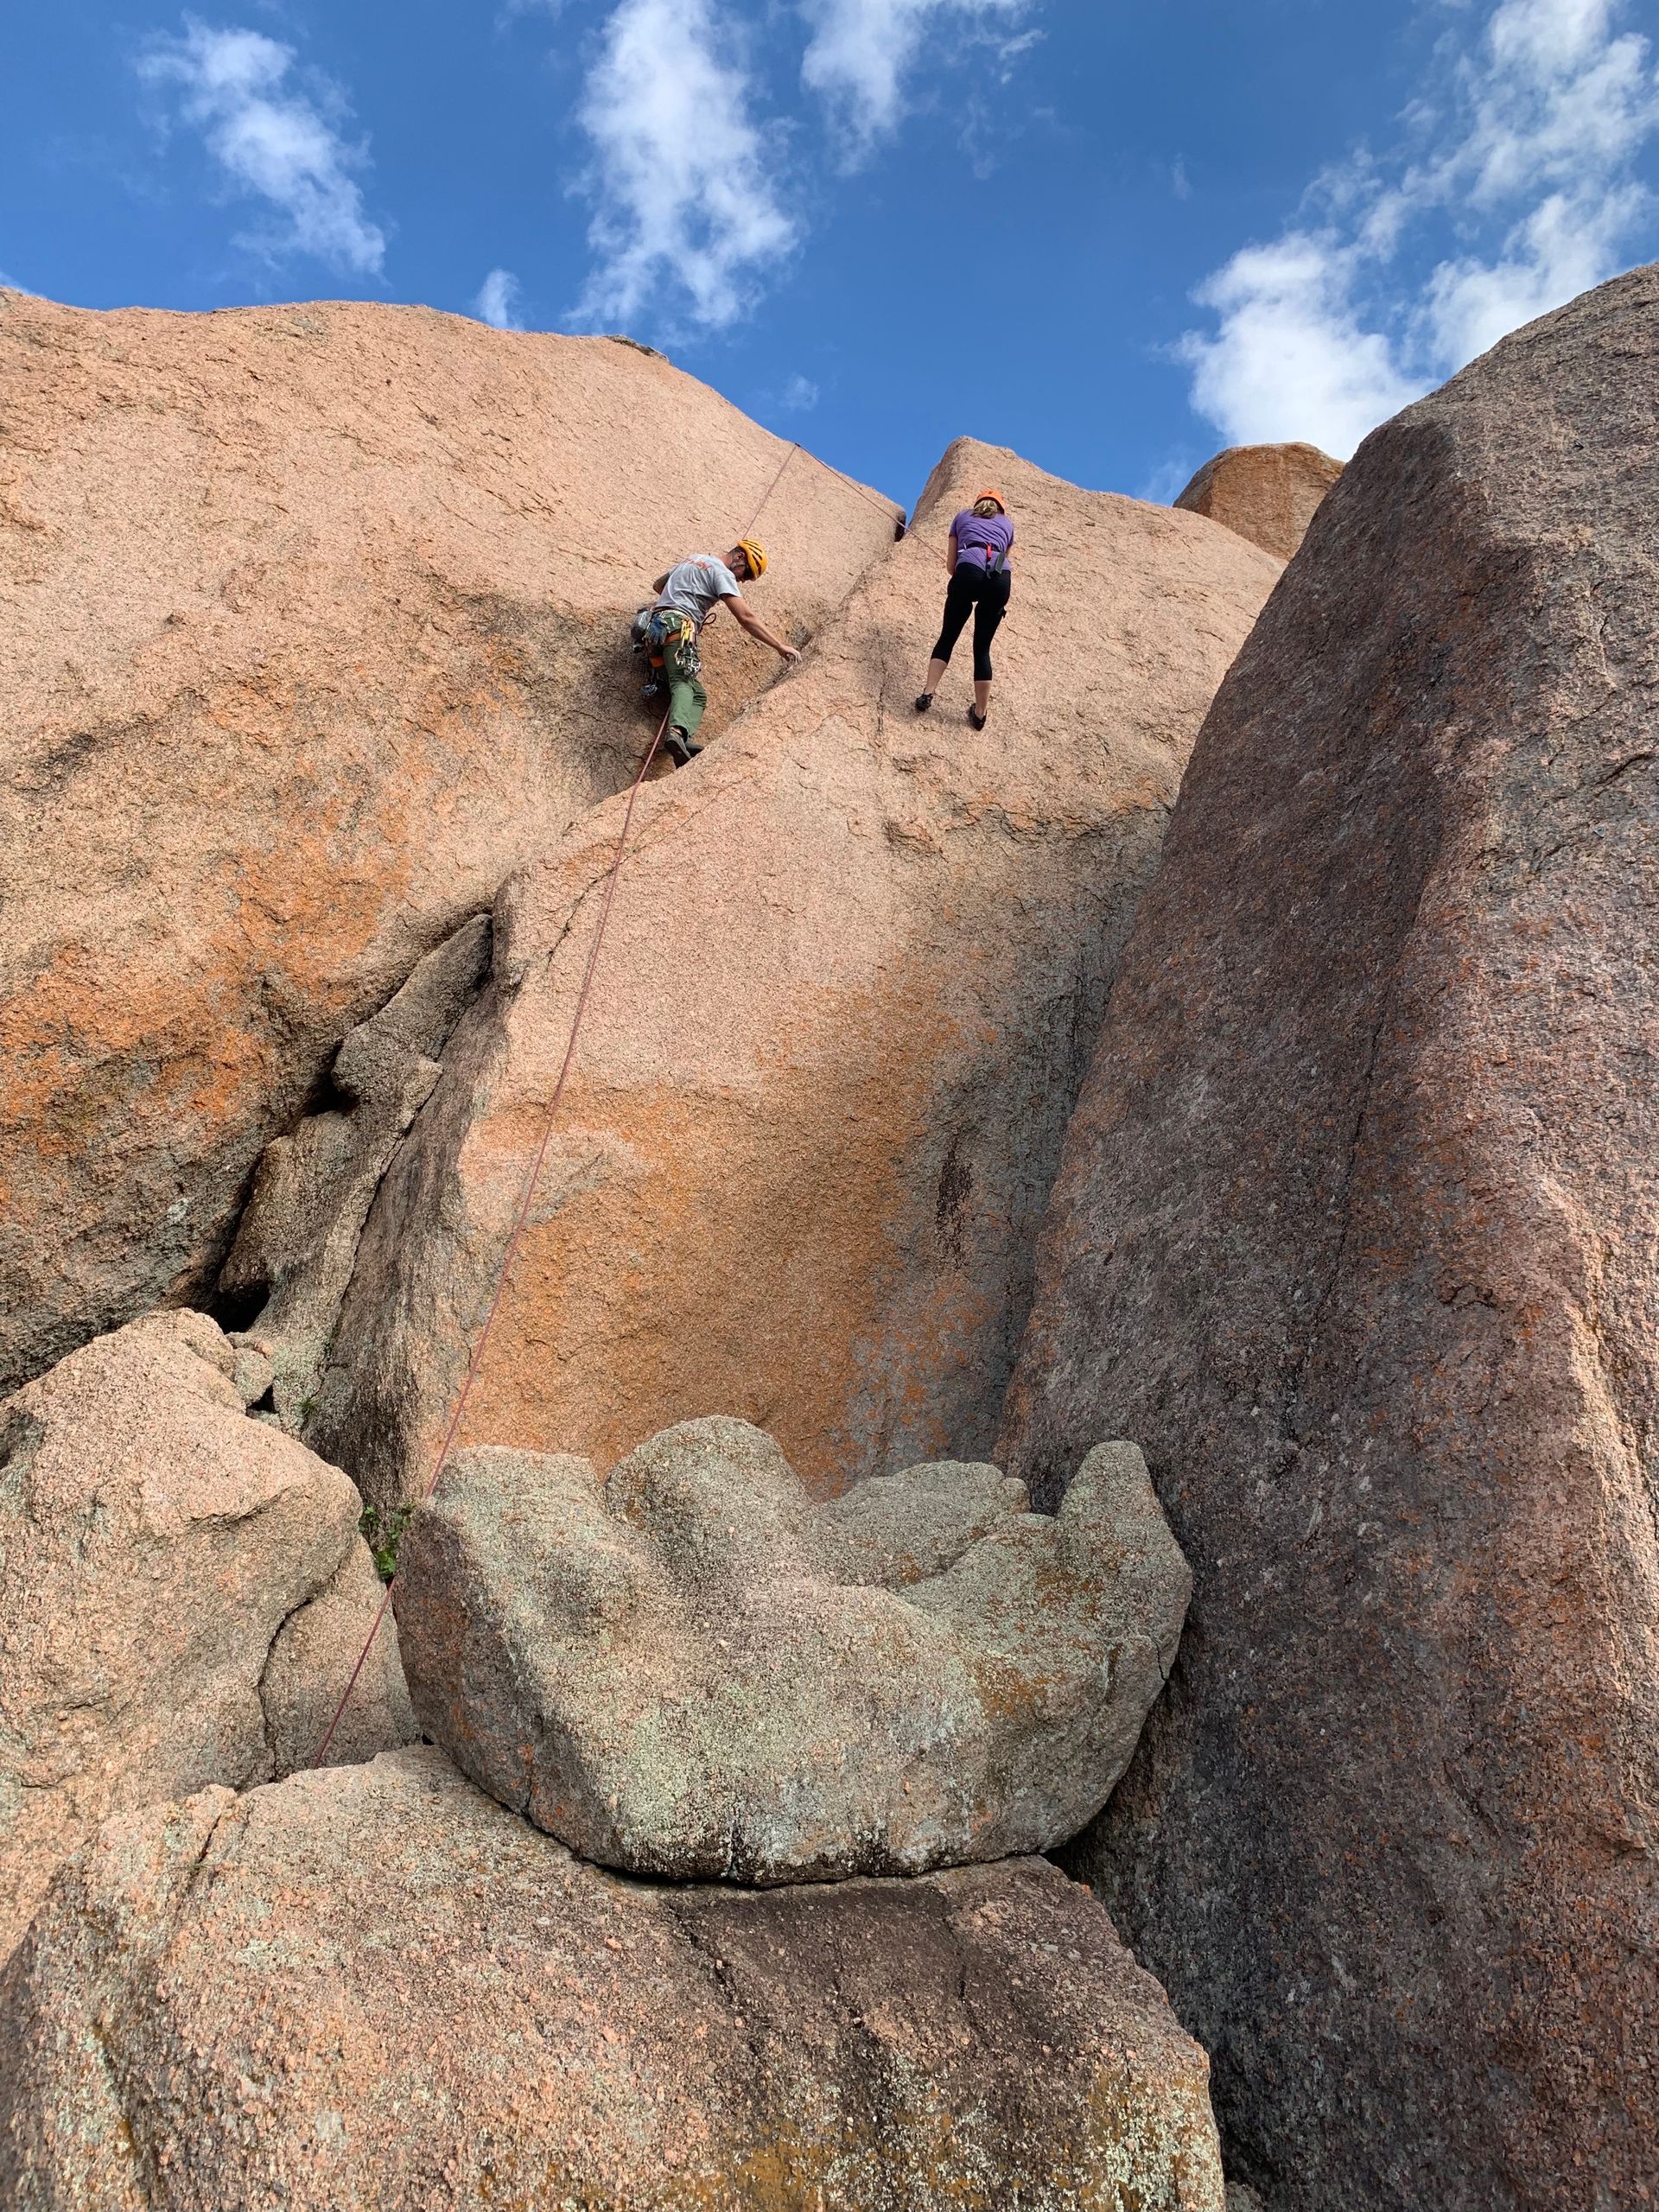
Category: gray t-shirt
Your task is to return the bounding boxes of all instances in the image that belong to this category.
[654,555,741,630]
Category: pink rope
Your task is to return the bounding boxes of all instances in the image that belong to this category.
[311,711,668,1764]
[312,442,898,1766]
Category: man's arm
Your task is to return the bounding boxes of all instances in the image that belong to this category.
[721,594,800,662]
[651,572,671,594]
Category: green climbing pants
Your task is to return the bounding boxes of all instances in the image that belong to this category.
[662,631,707,742]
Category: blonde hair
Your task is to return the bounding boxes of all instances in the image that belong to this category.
[972,497,1003,518]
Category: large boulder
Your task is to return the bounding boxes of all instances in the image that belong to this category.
[394,1416,1190,1882]
[0,1747,1227,2210]
[1000,267,1659,2207]
[1173,442,1340,562]
[296,436,1280,1507]
[0,1309,411,1963]
[0,291,899,1397]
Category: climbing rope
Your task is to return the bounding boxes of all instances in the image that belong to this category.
[312,442,902,1764]
[741,442,802,538]
[742,440,906,539]
[312,709,668,1764]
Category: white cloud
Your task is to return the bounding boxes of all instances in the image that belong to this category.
[1179,0,1659,457]
[1421,178,1649,360]
[138,18,385,276]
[801,0,1033,157]
[780,372,820,410]
[474,267,524,329]
[573,0,795,331]
[1137,452,1201,507]
[1179,232,1427,457]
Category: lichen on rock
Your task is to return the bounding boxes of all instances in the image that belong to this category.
[393,1414,1190,1883]
[0,1748,1227,2212]
[0,1308,413,1964]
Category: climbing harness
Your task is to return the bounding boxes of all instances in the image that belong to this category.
[312,440,904,1763]
[632,604,702,680]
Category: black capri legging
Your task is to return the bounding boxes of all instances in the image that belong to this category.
[931,561,1012,683]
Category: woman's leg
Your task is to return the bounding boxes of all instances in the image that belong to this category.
[926,566,976,677]
[969,573,1010,715]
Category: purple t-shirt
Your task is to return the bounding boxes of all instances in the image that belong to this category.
[951,509,1014,569]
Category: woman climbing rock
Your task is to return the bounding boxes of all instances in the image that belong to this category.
[914,488,1014,728]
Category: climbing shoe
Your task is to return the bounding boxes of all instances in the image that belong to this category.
[969,706,988,731]
[662,727,692,767]
[913,692,934,713]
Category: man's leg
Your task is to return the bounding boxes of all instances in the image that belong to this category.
[664,636,708,748]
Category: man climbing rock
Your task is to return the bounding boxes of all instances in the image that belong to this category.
[639,540,799,766]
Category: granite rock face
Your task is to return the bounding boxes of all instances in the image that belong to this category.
[299,436,1281,1508]
[0,292,899,1397]
[217,912,492,1429]
[395,1416,1190,1883]
[0,1309,411,1963]
[1001,267,1659,2208]
[0,1748,1227,2212]
[1173,441,1341,562]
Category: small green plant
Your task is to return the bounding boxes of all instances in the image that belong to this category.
[359,1503,416,1583]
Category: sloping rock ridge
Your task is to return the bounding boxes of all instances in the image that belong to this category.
[1173,441,1341,563]
[294,435,1281,1508]
[0,1748,1228,2212]
[0,295,899,1396]
[1000,264,1659,2209]
[394,1416,1190,1882]
[0,1309,411,1963]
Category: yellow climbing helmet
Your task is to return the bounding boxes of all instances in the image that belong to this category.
[735,537,768,577]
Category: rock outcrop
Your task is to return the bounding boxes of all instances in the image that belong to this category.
[1001,267,1659,2208]
[0,1309,411,1963]
[0,293,899,1398]
[394,1416,1190,1882]
[217,912,493,1429]
[293,436,1280,1507]
[1174,442,1340,562]
[0,1748,1227,2211]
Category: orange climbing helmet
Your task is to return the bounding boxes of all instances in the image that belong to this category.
[734,537,768,577]
[972,488,1007,513]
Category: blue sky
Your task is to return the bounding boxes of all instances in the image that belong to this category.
[4,0,1657,510]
